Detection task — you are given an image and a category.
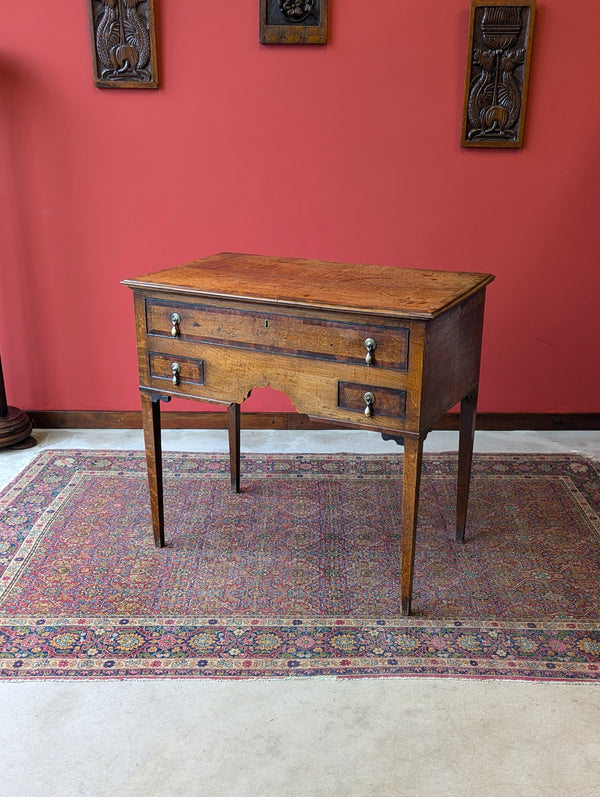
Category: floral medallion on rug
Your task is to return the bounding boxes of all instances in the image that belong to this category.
[0,450,599,681]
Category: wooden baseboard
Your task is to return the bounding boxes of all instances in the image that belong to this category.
[26,410,600,431]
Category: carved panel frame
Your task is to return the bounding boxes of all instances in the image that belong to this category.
[461,0,536,148]
[87,0,159,89]
[260,0,328,45]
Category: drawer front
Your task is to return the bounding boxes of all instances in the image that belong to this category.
[148,352,204,387]
[141,339,412,431]
[338,381,407,420]
[145,298,409,370]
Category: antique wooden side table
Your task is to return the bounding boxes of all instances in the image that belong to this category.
[124,253,494,615]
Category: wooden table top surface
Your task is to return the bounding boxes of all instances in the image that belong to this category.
[123,252,495,319]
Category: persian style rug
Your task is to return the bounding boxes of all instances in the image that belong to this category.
[1,450,599,681]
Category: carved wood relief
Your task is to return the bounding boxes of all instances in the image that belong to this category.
[87,0,159,89]
[461,0,535,148]
[260,0,328,44]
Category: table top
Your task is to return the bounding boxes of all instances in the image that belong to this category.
[123,252,494,320]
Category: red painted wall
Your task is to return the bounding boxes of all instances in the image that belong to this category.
[1,2,599,415]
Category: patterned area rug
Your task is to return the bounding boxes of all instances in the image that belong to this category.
[1,450,599,681]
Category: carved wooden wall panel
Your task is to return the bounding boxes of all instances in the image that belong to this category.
[260,0,328,44]
[461,0,535,148]
[87,0,159,89]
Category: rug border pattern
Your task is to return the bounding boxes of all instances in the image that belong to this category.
[1,449,599,681]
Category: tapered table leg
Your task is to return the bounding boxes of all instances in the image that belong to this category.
[140,391,165,547]
[227,402,241,493]
[456,388,478,543]
[400,434,424,616]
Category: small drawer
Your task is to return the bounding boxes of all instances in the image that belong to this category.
[145,298,409,370]
[148,352,204,386]
[338,381,406,420]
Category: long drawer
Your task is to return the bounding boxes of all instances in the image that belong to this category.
[145,298,409,370]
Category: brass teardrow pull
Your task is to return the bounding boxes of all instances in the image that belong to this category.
[171,362,181,386]
[364,391,375,418]
[170,313,181,338]
[365,338,376,365]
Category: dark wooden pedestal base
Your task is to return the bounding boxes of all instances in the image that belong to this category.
[0,406,36,449]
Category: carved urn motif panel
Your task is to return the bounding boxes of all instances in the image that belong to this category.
[461,1,535,148]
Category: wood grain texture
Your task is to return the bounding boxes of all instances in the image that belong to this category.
[123,252,494,319]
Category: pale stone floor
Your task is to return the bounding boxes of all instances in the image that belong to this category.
[1,429,599,797]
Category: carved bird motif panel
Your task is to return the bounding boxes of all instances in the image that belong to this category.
[88,0,159,89]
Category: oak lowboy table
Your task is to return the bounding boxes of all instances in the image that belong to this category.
[123,253,494,615]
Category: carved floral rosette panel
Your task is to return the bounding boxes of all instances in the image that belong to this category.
[461,1,535,148]
[260,0,328,44]
[88,0,159,89]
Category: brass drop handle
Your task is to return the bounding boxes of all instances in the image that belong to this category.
[365,338,376,365]
[171,362,181,386]
[364,391,375,418]
[170,313,181,338]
